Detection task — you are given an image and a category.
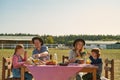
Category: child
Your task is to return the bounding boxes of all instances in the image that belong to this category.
[12,44,33,80]
[82,48,102,80]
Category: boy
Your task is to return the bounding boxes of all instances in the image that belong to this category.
[82,48,102,80]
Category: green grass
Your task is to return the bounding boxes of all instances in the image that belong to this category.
[0,49,120,80]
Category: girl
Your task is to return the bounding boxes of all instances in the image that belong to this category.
[12,44,32,80]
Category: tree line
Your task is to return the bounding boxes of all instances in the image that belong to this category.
[0,33,120,46]
[41,35,120,46]
[0,33,38,36]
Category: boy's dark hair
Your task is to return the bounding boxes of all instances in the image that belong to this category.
[32,36,43,45]
[91,48,100,58]
[73,38,85,47]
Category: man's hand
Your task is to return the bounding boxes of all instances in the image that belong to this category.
[33,52,49,58]
[33,54,40,58]
[69,59,76,63]
[40,53,48,57]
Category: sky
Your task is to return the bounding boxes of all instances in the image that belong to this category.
[0,0,120,36]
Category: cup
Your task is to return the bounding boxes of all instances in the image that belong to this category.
[80,59,85,64]
[86,59,91,64]
[33,59,39,65]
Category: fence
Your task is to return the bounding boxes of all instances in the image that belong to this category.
[0,44,66,49]
[0,44,34,49]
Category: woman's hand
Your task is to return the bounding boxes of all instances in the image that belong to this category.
[76,50,80,57]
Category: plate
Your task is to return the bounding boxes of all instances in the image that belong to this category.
[59,63,68,66]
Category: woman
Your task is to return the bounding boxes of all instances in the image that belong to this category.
[69,38,86,63]
[69,38,86,80]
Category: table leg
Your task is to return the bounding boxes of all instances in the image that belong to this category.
[93,69,97,80]
[21,66,25,80]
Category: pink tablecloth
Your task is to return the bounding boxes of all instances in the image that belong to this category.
[26,64,89,80]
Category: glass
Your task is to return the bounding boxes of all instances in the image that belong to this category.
[86,59,91,64]
[53,53,58,64]
[33,58,40,65]
[80,59,85,64]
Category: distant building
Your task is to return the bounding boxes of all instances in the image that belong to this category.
[0,36,34,49]
[45,44,65,48]
[106,42,120,49]
[0,36,34,44]
[0,36,65,49]
[85,41,120,49]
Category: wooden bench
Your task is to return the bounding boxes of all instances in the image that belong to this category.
[104,58,114,80]
[2,57,20,80]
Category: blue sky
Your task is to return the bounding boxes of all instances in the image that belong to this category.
[0,0,120,35]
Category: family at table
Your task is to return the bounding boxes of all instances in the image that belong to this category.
[12,36,103,80]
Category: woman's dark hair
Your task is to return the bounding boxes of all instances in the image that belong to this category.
[32,36,43,45]
[73,38,85,47]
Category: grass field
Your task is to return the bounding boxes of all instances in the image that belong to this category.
[0,48,120,80]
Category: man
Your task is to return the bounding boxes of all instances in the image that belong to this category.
[32,36,49,61]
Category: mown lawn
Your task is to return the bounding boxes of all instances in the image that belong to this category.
[0,49,120,80]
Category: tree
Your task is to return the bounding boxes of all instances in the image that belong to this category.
[46,36,54,44]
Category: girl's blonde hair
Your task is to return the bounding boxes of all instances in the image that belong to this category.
[14,44,24,55]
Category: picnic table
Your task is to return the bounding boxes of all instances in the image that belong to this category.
[21,64,98,80]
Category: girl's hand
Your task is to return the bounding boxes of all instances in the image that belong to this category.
[24,51,27,56]
[24,61,31,65]
[24,51,28,61]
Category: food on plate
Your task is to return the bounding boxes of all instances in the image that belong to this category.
[46,60,57,65]
[27,57,44,65]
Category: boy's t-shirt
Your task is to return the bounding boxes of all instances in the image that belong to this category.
[89,56,103,76]
[89,56,102,64]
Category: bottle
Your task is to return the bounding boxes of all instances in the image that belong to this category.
[54,53,58,64]
[83,54,86,64]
